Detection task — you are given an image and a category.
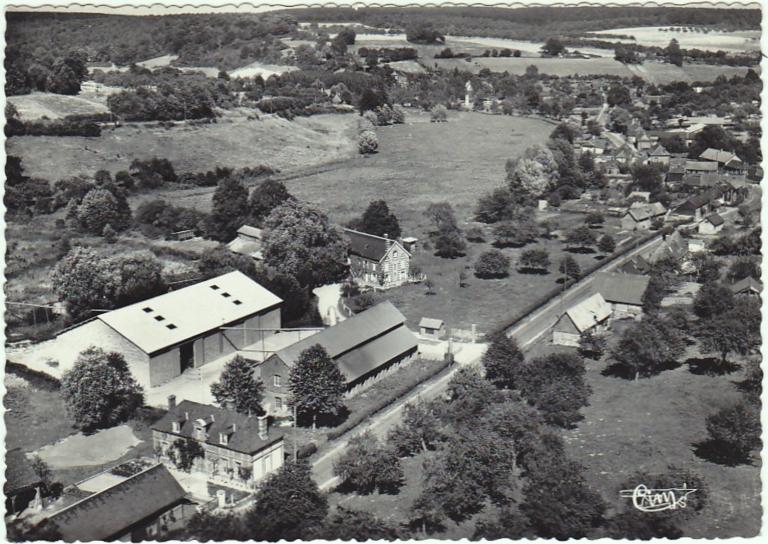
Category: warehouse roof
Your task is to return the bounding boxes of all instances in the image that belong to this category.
[98,271,282,355]
[595,272,650,307]
[336,326,418,384]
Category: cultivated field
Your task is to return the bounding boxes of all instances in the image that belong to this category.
[589,26,761,53]
[7,112,359,180]
[434,57,757,84]
[7,92,109,121]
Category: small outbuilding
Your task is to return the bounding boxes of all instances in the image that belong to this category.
[419,317,446,339]
[698,213,725,235]
[730,276,762,297]
[552,293,612,347]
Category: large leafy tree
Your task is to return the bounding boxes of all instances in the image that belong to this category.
[692,281,735,320]
[611,319,684,380]
[289,344,346,428]
[333,431,403,494]
[475,187,519,224]
[210,355,265,415]
[61,347,144,431]
[315,507,401,540]
[248,179,293,227]
[706,401,761,463]
[698,302,760,365]
[262,200,349,289]
[482,333,525,389]
[75,187,132,234]
[349,199,402,239]
[244,460,328,541]
[206,177,249,242]
[387,399,444,456]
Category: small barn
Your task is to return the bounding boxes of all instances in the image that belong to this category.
[595,272,650,319]
[419,317,446,339]
[620,202,666,231]
[227,225,264,260]
[552,293,612,347]
[698,213,725,235]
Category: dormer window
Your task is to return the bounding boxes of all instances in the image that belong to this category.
[210,285,220,290]
[221,292,231,298]
[219,432,228,446]
[154,315,165,322]
[171,421,180,433]
[143,307,153,313]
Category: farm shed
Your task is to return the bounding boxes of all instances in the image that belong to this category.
[227,225,264,260]
[258,301,419,415]
[96,271,282,387]
[419,317,446,339]
[41,464,191,542]
[594,272,650,319]
[698,213,725,235]
[552,293,612,347]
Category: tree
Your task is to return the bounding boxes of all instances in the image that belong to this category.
[75,188,132,234]
[541,37,565,56]
[507,145,559,202]
[666,38,683,67]
[482,333,524,389]
[584,212,605,226]
[244,460,328,541]
[262,200,349,289]
[316,507,401,540]
[598,234,616,254]
[167,438,205,472]
[406,22,445,44]
[424,202,457,230]
[433,223,466,258]
[102,223,117,243]
[611,319,684,380]
[518,248,550,274]
[248,179,293,227]
[475,250,510,279]
[206,177,249,242]
[606,83,632,107]
[333,431,403,494]
[578,330,606,360]
[493,216,538,247]
[349,200,401,238]
[61,347,144,431]
[727,257,760,283]
[565,225,597,251]
[706,401,761,463]
[289,344,346,428]
[693,281,734,320]
[358,130,379,154]
[475,187,518,224]
[210,355,265,415]
[698,300,760,365]
[358,88,387,114]
[387,399,444,456]
[186,511,244,541]
[558,255,580,281]
[335,27,356,45]
[430,104,448,122]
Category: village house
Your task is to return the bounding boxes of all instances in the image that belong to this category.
[674,192,719,222]
[227,225,264,260]
[552,293,612,347]
[698,148,745,173]
[153,398,285,490]
[685,160,720,175]
[258,301,419,414]
[620,202,666,231]
[38,464,191,542]
[419,317,446,339]
[70,271,283,387]
[666,158,687,185]
[730,276,762,297]
[698,213,725,235]
[594,272,650,320]
[644,230,691,267]
[645,144,671,167]
[345,228,412,289]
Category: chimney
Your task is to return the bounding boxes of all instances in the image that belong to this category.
[257,415,268,440]
[167,395,176,410]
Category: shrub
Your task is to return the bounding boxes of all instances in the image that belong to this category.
[430,104,448,123]
[362,110,379,127]
[358,130,379,154]
[475,250,510,279]
[297,442,318,459]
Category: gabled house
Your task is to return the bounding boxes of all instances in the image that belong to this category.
[645,230,689,265]
[227,225,263,260]
[419,317,446,339]
[258,301,418,412]
[614,143,637,165]
[730,276,762,297]
[699,148,745,173]
[345,228,411,289]
[666,158,687,184]
[153,398,285,490]
[698,213,725,235]
[620,202,666,231]
[594,272,650,319]
[38,464,191,542]
[552,293,612,347]
[646,144,670,167]
[675,192,718,222]
[685,160,719,174]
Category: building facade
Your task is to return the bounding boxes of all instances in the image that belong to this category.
[345,228,411,289]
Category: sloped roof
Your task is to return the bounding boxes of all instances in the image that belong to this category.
[153,400,283,455]
[626,202,666,222]
[731,276,762,294]
[646,231,687,264]
[649,144,670,157]
[564,293,612,333]
[336,326,418,384]
[699,148,737,164]
[237,225,263,240]
[45,464,186,542]
[419,317,444,330]
[98,271,282,355]
[268,301,408,369]
[227,237,263,259]
[682,173,722,188]
[344,228,407,262]
[595,272,650,306]
[704,213,725,227]
[685,160,719,172]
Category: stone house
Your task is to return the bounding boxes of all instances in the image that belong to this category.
[345,228,411,289]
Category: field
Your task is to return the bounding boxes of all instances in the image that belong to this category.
[229,61,299,79]
[7,92,109,121]
[433,57,757,84]
[589,27,760,53]
[7,111,358,180]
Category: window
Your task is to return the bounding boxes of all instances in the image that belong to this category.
[210,285,219,290]
[166,324,177,330]
[273,375,281,387]
[233,299,242,305]
[154,315,165,322]
[275,396,283,410]
[142,307,153,313]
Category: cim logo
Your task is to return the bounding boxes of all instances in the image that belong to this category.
[619,484,698,512]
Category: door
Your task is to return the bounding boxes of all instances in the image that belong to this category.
[180,342,194,372]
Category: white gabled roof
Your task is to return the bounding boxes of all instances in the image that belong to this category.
[98,271,282,355]
[564,293,612,333]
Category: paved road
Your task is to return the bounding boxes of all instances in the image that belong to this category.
[310,234,666,489]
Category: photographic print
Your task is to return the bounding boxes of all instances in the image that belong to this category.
[3,0,763,540]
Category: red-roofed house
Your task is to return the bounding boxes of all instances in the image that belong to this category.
[345,228,411,289]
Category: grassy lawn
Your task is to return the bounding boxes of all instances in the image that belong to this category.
[7,111,357,180]
[563,331,761,538]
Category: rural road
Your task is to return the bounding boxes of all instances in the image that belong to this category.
[311,232,666,489]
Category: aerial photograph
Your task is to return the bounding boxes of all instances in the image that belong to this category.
[3,2,763,541]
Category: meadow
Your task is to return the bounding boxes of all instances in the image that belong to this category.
[589,26,761,53]
[8,92,109,121]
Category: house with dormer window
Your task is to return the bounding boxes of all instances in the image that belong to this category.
[344,228,411,289]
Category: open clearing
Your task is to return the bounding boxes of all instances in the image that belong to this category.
[589,27,760,53]
[229,61,299,79]
[7,112,358,180]
[7,92,109,121]
[434,57,757,84]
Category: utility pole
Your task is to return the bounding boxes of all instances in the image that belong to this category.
[293,404,298,462]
